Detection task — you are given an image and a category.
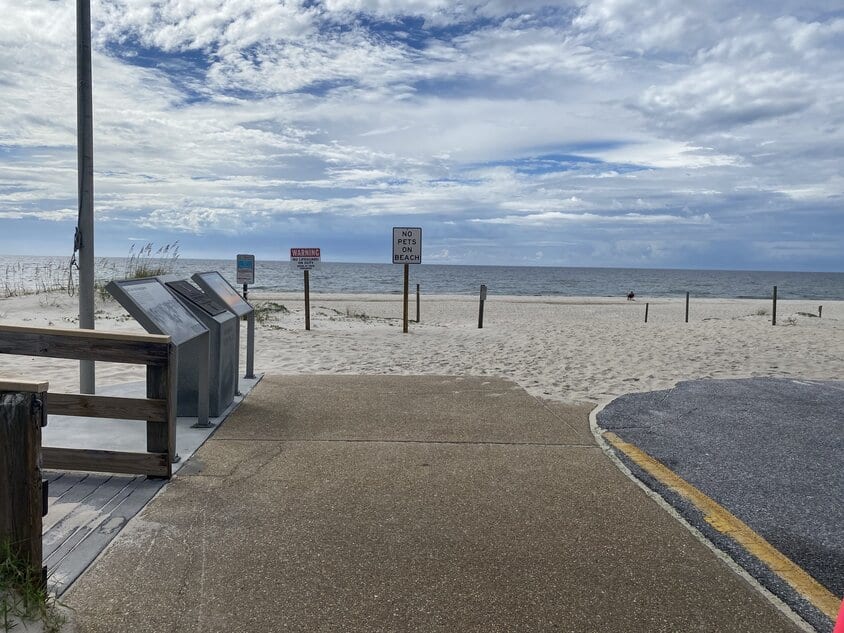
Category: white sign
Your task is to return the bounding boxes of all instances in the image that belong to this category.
[236,254,255,284]
[290,247,321,270]
[393,227,422,264]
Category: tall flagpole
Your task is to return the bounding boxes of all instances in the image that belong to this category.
[77,0,95,393]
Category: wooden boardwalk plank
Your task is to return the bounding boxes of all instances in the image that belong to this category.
[44,475,125,555]
[44,476,164,595]
[44,476,139,563]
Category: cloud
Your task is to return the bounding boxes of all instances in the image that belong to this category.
[472,211,712,226]
[0,0,841,270]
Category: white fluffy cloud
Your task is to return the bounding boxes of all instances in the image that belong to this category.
[0,0,841,267]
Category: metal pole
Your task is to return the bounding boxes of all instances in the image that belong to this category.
[242,283,248,302]
[772,286,777,326]
[685,292,690,323]
[77,0,95,394]
[403,264,409,333]
[416,283,420,323]
[193,333,211,428]
[304,270,310,331]
[245,311,255,379]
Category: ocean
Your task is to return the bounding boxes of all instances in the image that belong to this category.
[1,255,843,300]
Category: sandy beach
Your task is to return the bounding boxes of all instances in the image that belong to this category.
[0,290,841,405]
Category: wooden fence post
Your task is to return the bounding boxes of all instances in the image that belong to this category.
[0,380,48,588]
[147,345,177,477]
[772,286,778,326]
[645,303,649,323]
[478,285,487,329]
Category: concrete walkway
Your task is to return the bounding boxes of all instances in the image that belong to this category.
[63,376,804,632]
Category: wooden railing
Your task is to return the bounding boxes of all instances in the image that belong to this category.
[0,379,47,586]
[0,325,176,479]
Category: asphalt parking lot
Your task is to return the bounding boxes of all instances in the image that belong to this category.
[596,377,844,633]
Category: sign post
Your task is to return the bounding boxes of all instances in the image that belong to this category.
[392,228,422,334]
[772,285,777,326]
[291,248,321,331]
[478,284,487,328]
[236,254,255,301]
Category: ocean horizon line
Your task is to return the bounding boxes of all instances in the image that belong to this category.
[2,255,843,300]
[3,253,844,276]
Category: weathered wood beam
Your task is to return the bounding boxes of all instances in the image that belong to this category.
[0,326,170,365]
[48,393,166,421]
[43,447,169,478]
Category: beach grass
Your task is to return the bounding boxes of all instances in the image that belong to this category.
[0,540,66,633]
[123,242,180,279]
[3,261,68,298]
[253,301,290,325]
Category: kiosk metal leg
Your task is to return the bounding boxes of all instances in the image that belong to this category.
[193,331,213,428]
[245,311,255,379]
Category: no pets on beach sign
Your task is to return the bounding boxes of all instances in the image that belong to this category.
[393,227,422,264]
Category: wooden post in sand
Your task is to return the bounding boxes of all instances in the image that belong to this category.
[772,286,777,326]
[685,292,690,323]
[403,264,409,334]
[416,284,420,323]
[478,284,487,328]
[818,305,822,318]
[645,303,649,323]
[0,381,48,589]
[304,270,311,331]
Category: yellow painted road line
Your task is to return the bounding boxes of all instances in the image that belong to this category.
[603,431,841,620]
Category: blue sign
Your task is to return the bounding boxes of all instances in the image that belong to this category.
[236,254,255,284]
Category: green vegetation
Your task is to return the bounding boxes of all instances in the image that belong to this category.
[345,306,370,321]
[3,262,67,298]
[95,281,111,303]
[0,540,66,633]
[123,242,180,279]
[89,242,181,304]
[1,241,180,300]
[254,301,289,325]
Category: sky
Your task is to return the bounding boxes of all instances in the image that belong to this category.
[0,0,842,270]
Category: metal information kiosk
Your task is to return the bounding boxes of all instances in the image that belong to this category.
[162,277,237,416]
[106,278,211,427]
[192,271,255,381]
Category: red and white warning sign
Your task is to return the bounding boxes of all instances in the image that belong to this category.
[290,248,321,270]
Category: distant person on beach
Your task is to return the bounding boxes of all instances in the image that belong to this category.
[627,291,635,301]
